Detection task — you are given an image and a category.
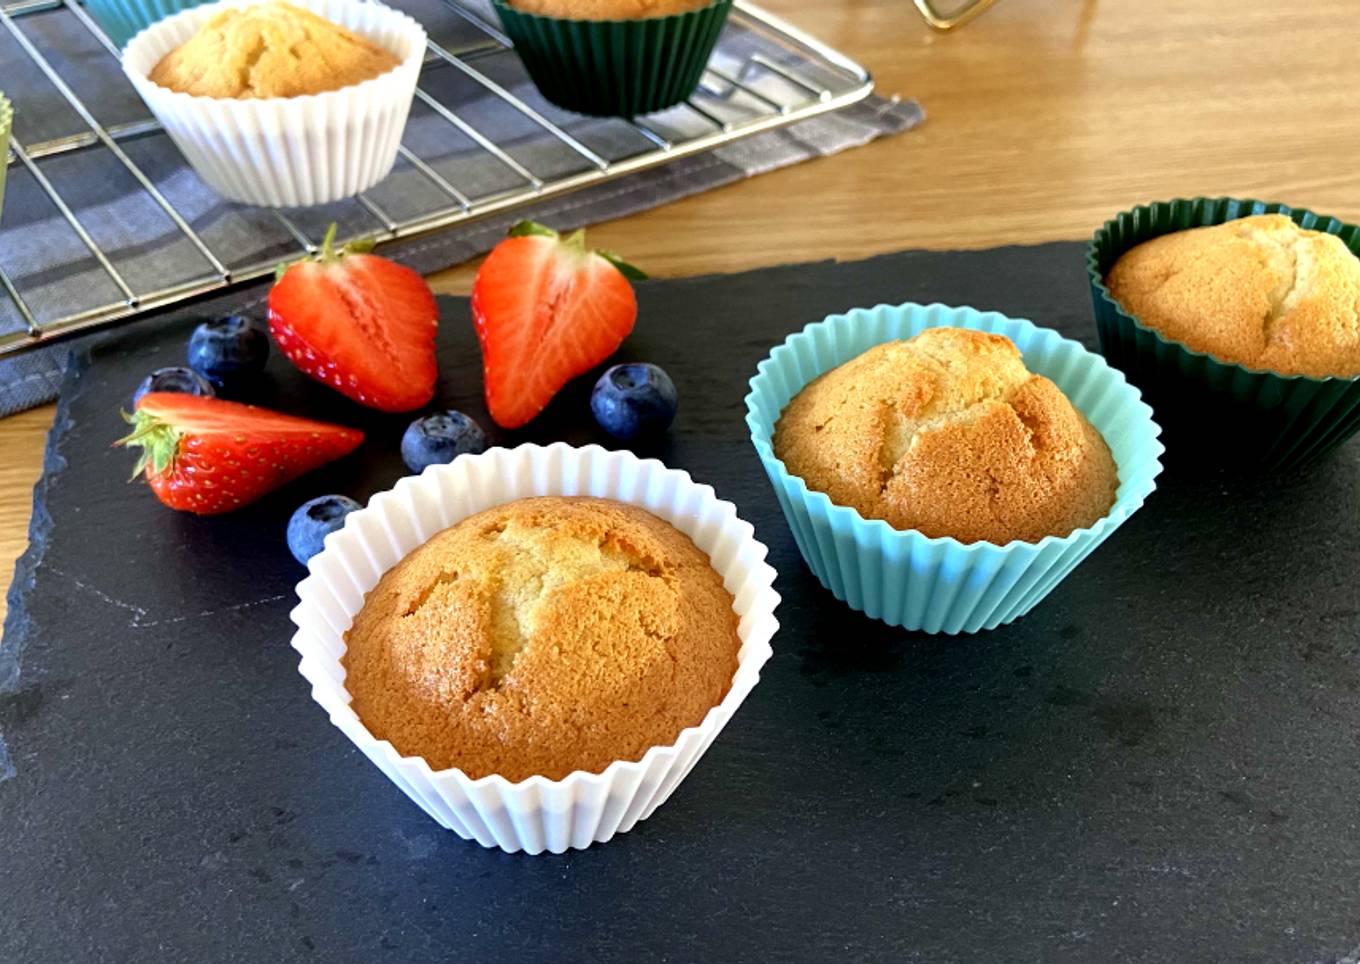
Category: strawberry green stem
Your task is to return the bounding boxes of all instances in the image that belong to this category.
[318,222,341,262]
[274,223,375,280]
[508,220,560,240]
[114,408,182,482]
[507,220,648,281]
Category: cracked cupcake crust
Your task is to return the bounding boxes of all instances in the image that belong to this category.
[1105,214,1360,377]
[773,327,1118,545]
[148,1,401,99]
[342,496,740,781]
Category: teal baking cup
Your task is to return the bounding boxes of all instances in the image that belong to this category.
[492,0,732,117]
[1088,198,1360,472]
[745,304,1164,635]
[0,93,10,225]
[86,0,212,48]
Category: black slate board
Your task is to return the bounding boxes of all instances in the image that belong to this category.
[2,243,1359,964]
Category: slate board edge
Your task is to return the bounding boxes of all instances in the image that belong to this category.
[0,347,85,780]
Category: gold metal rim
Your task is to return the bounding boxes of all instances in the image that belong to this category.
[913,0,1000,31]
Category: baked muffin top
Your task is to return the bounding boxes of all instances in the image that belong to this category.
[1105,214,1360,378]
[342,496,741,781]
[503,0,712,21]
[148,2,401,99]
[773,327,1118,545]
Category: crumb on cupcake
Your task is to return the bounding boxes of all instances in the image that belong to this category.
[773,327,1118,545]
[342,496,741,782]
[149,1,401,99]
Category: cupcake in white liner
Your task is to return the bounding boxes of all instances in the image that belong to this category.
[122,0,426,207]
[290,443,780,855]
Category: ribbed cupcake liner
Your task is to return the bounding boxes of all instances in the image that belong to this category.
[0,93,10,225]
[745,303,1164,635]
[290,443,780,855]
[492,0,732,117]
[122,0,425,207]
[86,0,212,49]
[1088,198,1360,472]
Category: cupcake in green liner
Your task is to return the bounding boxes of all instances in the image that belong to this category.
[1088,198,1360,472]
[86,0,213,48]
[0,93,10,224]
[745,304,1164,635]
[492,0,733,117]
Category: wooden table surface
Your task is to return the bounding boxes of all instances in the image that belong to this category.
[3,0,1359,629]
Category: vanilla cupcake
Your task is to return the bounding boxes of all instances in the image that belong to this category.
[1105,214,1360,379]
[1089,198,1360,471]
[291,444,779,853]
[149,2,400,98]
[746,304,1164,634]
[343,496,741,782]
[122,0,426,207]
[773,328,1118,545]
[493,0,733,117]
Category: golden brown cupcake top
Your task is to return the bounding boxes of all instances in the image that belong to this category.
[148,2,401,99]
[504,0,711,20]
[1105,214,1360,378]
[342,496,741,781]
[773,327,1118,545]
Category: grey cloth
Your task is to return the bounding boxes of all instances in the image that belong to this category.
[0,0,923,415]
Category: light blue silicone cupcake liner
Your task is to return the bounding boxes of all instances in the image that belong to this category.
[745,303,1165,635]
[86,0,212,48]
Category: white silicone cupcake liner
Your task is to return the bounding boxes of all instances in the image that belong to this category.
[290,443,780,855]
[122,0,425,207]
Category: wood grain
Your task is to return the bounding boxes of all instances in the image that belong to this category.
[4,0,1360,629]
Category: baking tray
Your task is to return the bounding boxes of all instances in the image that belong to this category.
[0,0,872,355]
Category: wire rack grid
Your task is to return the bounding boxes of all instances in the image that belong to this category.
[0,0,873,357]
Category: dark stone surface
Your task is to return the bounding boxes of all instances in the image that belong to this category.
[2,244,1358,964]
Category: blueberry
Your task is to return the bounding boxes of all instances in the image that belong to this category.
[401,411,488,473]
[187,314,269,384]
[590,363,678,440]
[132,366,215,406]
[287,495,361,565]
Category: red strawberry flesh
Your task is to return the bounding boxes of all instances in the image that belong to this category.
[269,226,438,413]
[472,225,639,429]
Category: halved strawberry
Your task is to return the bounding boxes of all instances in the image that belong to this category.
[471,221,644,429]
[115,393,363,515]
[269,224,438,413]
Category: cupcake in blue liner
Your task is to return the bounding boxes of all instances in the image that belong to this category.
[86,0,213,48]
[745,303,1165,634]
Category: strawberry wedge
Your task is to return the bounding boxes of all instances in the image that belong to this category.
[116,393,363,515]
[269,224,439,413]
[472,221,644,429]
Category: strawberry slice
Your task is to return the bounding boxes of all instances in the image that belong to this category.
[269,224,438,413]
[471,221,644,429]
[115,393,363,515]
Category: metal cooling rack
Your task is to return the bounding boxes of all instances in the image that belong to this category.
[0,0,873,357]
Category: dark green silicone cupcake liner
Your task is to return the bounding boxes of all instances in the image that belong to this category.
[1087,197,1360,473]
[492,0,733,117]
